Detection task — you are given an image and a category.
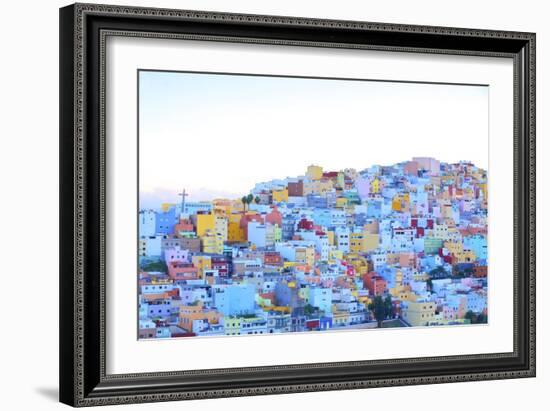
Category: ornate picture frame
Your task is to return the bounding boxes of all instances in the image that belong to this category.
[59,3,535,407]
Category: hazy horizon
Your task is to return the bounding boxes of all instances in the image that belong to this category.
[139,70,489,209]
[139,157,486,210]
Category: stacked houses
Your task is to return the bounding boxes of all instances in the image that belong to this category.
[138,157,488,338]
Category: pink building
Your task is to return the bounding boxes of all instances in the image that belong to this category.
[164,245,189,265]
[356,176,370,199]
[265,206,282,226]
[413,157,440,175]
[404,161,419,175]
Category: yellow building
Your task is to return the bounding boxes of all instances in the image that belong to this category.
[223,317,242,335]
[231,199,246,213]
[332,310,350,327]
[303,180,315,196]
[454,249,477,264]
[272,188,288,203]
[357,294,371,307]
[389,286,417,302]
[402,301,436,327]
[227,214,245,242]
[350,232,379,254]
[314,179,334,195]
[329,248,343,262]
[346,254,368,272]
[364,220,379,234]
[306,165,323,181]
[223,317,268,335]
[227,222,244,242]
[295,246,315,267]
[371,178,380,194]
[197,213,227,241]
[336,197,348,208]
[192,255,212,279]
[394,269,403,287]
[212,199,233,216]
[392,193,410,212]
[326,230,335,246]
[161,203,176,212]
[214,216,228,241]
[363,233,379,251]
[479,182,488,200]
[201,231,224,254]
[444,240,463,256]
[196,213,215,237]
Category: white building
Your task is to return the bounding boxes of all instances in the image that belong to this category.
[299,230,330,261]
[248,221,267,248]
[334,226,350,253]
[178,286,211,306]
[139,235,165,257]
[141,283,175,295]
[275,240,315,262]
[308,287,333,313]
[139,210,156,237]
[392,227,416,252]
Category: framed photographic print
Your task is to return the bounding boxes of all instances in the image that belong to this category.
[59,3,536,407]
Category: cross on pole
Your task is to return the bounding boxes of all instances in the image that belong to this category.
[178,188,188,216]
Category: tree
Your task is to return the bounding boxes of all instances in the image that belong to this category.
[255,196,261,204]
[464,310,476,323]
[429,266,448,279]
[140,260,168,273]
[464,310,488,324]
[368,295,393,328]
[242,194,254,211]
[303,304,316,317]
[426,278,434,293]
[476,313,488,324]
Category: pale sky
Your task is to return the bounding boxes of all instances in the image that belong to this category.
[138,70,488,209]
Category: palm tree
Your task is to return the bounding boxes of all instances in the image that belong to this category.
[368,295,393,328]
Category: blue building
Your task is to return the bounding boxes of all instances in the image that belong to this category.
[180,201,212,216]
[213,284,256,316]
[155,207,178,234]
[282,214,298,241]
[366,199,382,218]
[312,209,331,228]
[464,235,488,260]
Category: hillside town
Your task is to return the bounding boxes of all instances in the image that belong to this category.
[138,157,488,339]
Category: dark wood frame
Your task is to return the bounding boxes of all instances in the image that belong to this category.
[60,3,536,407]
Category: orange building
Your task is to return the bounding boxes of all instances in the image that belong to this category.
[264,251,282,266]
[362,272,387,296]
[178,304,221,332]
[167,262,198,281]
[174,219,194,234]
[265,206,282,226]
